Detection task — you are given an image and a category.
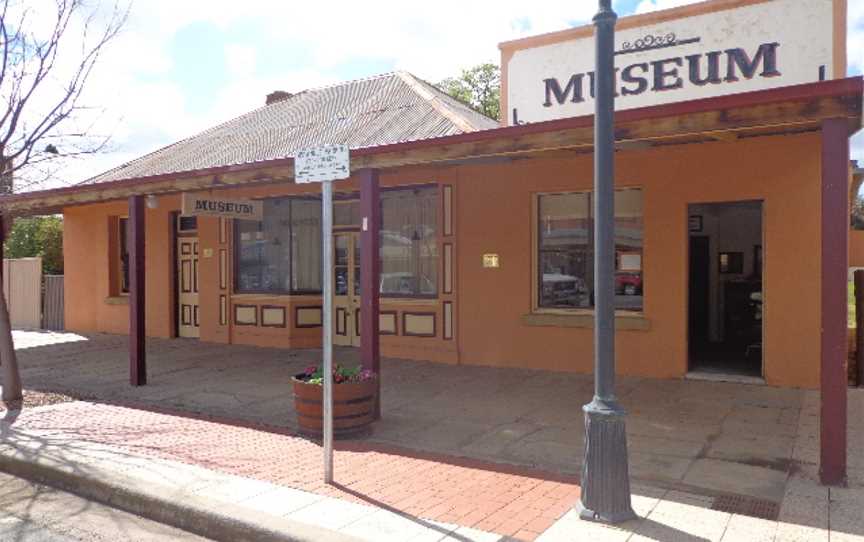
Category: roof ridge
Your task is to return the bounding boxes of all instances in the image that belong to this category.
[79,73,412,184]
[288,71,399,95]
[394,71,477,132]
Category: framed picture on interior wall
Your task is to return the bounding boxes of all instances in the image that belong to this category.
[719,252,744,274]
[753,245,763,277]
[688,215,703,233]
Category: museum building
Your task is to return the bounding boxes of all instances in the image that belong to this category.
[0,0,858,396]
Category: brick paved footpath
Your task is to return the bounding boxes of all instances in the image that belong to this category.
[3,401,580,541]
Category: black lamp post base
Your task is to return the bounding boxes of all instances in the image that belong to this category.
[577,401,637,524]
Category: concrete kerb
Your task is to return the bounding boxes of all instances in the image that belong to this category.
[0,440,361,542]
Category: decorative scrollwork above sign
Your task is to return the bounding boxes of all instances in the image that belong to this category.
[616,33,700,55]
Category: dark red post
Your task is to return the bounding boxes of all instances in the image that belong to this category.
[129,195,146,386]
[820,118,848,486]
[359,168,381,418]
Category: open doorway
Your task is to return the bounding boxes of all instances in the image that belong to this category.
[688,201,763,378]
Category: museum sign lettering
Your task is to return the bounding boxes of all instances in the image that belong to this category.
[502,0,838,125]
[181,193,263,221]
[542,42,781,108]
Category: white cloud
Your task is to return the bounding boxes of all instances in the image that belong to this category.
[634,0,697,14]
[34,0,598,188]
[19,0,864,189]
[224,44,257,79]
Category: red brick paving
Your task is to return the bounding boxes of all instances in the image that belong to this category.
[3,402,581,540]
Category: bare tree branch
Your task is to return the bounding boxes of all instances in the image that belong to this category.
[0,0,130,193]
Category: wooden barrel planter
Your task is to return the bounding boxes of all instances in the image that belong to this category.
[292,374,377,438]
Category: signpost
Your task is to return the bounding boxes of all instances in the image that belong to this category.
[295,144,350,484]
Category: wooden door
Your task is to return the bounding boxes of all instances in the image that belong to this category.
[333,232,361,347]
[688,235,710,360]
[178,238,200,338]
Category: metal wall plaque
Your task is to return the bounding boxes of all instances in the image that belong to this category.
[181,194,262,221]
[295,144,350,183]
[483,254,500,268]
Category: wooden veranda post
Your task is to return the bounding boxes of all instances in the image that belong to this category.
[819,117,848,486]
[129,195,146,386]
[359,168,381,419]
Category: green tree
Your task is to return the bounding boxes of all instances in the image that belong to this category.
[853,193,864,230]
[4,216,64,274]
[438,63,501,121]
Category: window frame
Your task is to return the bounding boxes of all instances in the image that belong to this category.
[531,187,644,315]
[233,195,323,296]
[107,215,130,297]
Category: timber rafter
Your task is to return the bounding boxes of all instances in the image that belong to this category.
[2,77,861,216]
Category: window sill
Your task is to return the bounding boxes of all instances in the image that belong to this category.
[521,312,650,331]
[104,296,129,306]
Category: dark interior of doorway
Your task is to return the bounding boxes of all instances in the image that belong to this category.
[688,201,763,377]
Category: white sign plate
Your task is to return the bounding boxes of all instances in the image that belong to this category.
[503,0,839,125]
[181,193,263,221]
[295,144,350,183]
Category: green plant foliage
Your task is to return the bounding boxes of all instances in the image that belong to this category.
[853,194,864,230]
[299,363,375,386]
[4,216,63,274]
[438,63,500,121]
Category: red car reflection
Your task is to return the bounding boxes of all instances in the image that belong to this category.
[615,272,642,296]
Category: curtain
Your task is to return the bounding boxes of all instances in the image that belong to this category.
[291,199,322,291]
[380,187,438,296]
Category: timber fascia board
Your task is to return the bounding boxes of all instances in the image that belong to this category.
[2,77,861,215]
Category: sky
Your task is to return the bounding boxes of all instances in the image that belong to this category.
[24,0,864,190]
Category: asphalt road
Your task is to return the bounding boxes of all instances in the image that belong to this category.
[0,472,209,541]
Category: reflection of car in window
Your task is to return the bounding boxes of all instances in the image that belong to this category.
[380,272,435,296]
[615,272,642,296]
[542,273,587,305]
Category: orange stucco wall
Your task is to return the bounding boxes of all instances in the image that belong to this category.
[850,230,864,268]
[62,132,824,388]
[455,133,821,388]
[64,197,177,338]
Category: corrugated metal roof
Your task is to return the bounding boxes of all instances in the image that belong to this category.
[81,71,499,185]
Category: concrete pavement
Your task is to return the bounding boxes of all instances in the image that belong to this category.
[4,330,864,541]
[0,471,208,541]
[13,331,819,503]
[1,396,863,541]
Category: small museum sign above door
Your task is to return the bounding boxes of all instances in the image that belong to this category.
[500,0,844,125]
[181,193,263,221]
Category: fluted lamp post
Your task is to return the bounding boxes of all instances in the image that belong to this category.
[577,0,636,524]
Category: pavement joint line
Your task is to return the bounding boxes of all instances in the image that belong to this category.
[0,432,363,542]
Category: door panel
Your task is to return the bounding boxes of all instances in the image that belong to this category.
[178,237,200,338]
[333,233,361,347]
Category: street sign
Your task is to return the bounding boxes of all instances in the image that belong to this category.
[181,194,263,221]
[295,144,350,183]
[295,144,351,485]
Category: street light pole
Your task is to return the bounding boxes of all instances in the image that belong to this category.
[577,0,636,524]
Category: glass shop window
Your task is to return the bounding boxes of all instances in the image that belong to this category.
[235,198,322,294]
[537,188,643,312]
[380,186,438,297]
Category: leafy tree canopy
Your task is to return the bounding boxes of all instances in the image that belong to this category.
[438,63,501,122]
[4,216,63,275]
